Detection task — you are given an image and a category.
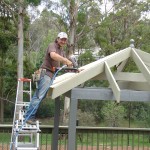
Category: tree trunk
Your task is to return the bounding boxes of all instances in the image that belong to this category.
[0,51,4,123]
[63,0,79,125]
[17,3,24,102]
[63,97,70,125]
[68,0,79,54]
[0,83,4,123]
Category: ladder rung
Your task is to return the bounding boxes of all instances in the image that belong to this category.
[17,133,35,136]
[17,129,41,133]
[16,143,39,150]
[18,78,31,82]
[17,147,39,149]
[18,90,31,93]
[17,148,39,150]
[11,78,40,150]
[16,103,30,106]
[17,148,38,150]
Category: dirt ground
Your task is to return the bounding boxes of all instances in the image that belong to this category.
[39,145,150,150]
[1,145,149,150]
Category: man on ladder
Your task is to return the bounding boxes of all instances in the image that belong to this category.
[25,32,73,125]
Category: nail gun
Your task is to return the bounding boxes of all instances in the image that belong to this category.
[53,55,79,73]
[63,54,79,72]
[69,54,78,68]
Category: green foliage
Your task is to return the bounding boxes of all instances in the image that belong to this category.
[94,0,150,56]
[26,0,41,6]
[124,59,140,73]
[79,100,105,122]
[77,11,87,24]
[102,101,125,127]
[24,52,36,79]
[36,98,55,118]
[1,0,150,127]
[77,109,96,126]
[78,50,95,66]
[36,97,64,118]
[123,102,150,122]
[0,18,17,51]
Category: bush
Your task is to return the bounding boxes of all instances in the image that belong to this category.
[36,98,55,118]
[77,109,96,126]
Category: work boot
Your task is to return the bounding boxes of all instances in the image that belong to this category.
[26,119,36,125]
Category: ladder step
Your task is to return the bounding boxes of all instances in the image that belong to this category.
[10,143,39,150]
[14,125,40,131]
[17,148,39,150]
[16,130,41,133]
[18,90,31,93]
[16,103,30,105]
[16,143,39,150]
[17,133,35,136]
[11,78,40,150]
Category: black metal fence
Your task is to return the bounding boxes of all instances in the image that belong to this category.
[0,125,150,150]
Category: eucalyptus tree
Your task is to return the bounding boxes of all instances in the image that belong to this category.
[27,10,61,68]
[43,0,102,54]
[30,0,150,126]
[0,4,16,122]
[94,0,150,127]
[40,0,103,125]
[0,0,41,122]
[94,0,150,56]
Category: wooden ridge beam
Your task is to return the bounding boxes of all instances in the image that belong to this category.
[131,49,150,85]
[105,62,120,103]
[49,47,131,99]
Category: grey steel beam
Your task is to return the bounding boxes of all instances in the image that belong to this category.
[67,87,150,149]
[70,88,150,102]
[68,91,78,150]
[51,97,61,150]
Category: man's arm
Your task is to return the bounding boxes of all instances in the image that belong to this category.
[50,52,73,67]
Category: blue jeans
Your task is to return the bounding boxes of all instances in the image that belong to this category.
[25,75,51,121]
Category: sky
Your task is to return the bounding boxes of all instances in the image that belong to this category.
[27,0,113,21]
[27,0,150,22]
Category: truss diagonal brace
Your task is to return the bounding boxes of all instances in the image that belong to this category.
[105,62,121,103]
[131,49,150,85]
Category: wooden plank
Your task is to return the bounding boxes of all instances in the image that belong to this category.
[128,82,150,91]
[93,72,147,82]
[136,49,150,64]
[131,49,150,85]
[49,47,131,99]
[135,49,150,68]
[117,81,150,91]
[113,72,146,82]
[116,59,128,72]
[53,73,75,84]
[104,48,131,67]
[105,62,120,103]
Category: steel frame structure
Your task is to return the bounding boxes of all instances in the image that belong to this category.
[49,45,150,150]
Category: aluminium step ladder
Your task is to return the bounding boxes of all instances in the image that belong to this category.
[10,78,40,150]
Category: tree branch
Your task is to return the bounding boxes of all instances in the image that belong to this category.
[0,97,15,104]
[1,0,18,25]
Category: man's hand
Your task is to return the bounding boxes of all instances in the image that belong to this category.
[50,52,73,67]
[63,58,73,67]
